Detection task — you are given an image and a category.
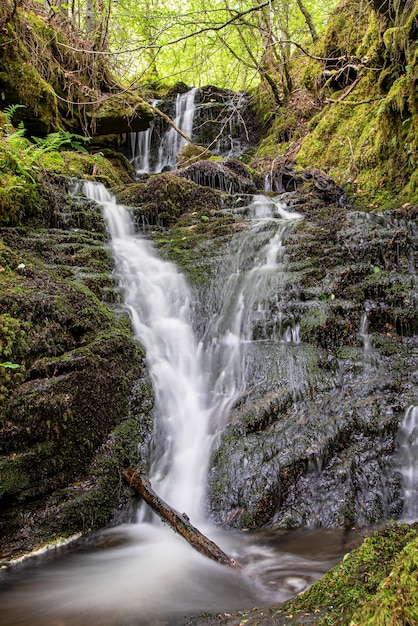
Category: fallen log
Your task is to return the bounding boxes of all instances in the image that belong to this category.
[122,467,241,569]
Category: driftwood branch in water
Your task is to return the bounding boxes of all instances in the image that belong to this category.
[122,467,241,569]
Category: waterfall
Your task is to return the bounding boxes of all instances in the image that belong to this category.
[1,186,366,624]
[82,180,211,522]
[129,99,159,173]
[397,405,418,521]
[156,88,197,171]
[82,184,302,522]
[130,89,198,174]
[203,195,302,418]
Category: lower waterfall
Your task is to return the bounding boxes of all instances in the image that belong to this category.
[82,184,302,525]
[0,183,354,626]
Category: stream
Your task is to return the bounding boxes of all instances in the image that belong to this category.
[0,87,417,625]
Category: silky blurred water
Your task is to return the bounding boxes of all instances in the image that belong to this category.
[0,524,362,626]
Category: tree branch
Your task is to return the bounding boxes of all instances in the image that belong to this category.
[53,0,275,56]
[148,102,192,143]
[122,468,241,569]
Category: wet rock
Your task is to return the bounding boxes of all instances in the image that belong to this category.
[189,201,418,530]
[176,159,257,194]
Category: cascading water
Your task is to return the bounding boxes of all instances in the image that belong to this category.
[202,195,302,420]
[82,180,212,521]
[397,405,418,521]
[129,99,159,174]
[0,185,358,626]
[157,88,197,172]
[130,89,197,174]
[129,88,252,175]
[81,185,302,518]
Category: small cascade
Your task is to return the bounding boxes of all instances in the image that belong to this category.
[130,89,198,174]
[130,99,159,173]
[397,405,418,521]
[358,303,380,371]
[203,195,302,419]
[156,87,198,171]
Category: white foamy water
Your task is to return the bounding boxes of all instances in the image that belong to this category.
[83,181,212,522]
[202,195,303,418]
[131,89,197,173]
[398,405,418,521]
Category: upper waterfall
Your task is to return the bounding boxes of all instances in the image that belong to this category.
[130,88,198,174]
[129,87,253,174]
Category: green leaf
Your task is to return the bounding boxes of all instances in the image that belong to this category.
[200,215,209,222]
[373,266,381,274]
[0,361,20,369]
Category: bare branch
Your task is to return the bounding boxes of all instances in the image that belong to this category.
[53,0,275,56]
[148,102,192,143]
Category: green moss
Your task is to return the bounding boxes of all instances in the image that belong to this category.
[299,307,328,339]
[39,151,132,187]
[176,143,212,168]
[0,455,31,498]
[117,173,222,228]
[319,0,371,59]
[350,536,418,626]
[0,61,59,134]
[273,524,418,625]
[294,1,418,207]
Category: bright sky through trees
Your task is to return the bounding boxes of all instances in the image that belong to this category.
[55,0,338,92]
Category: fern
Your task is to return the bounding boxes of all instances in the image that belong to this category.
[32,131,90,153]
[3,104,26,125]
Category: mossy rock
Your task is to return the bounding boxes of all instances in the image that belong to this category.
[117,172,223,227]
[177,159,257,194]
[0,62,60,136]
[295,1,418,207]
[0,176,153,560]
[176,143,212,168]
[86,92,153,135]
[0,3,153,137]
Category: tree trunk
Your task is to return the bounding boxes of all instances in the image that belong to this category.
[296,0,319,43]
[122,468,241,569]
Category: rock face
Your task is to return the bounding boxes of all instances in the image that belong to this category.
[204,198,418,529]
[0,178,152,562]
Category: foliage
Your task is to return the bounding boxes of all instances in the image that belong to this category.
[16,0,338,94]
[33,131,90,153]
[0,361,20,369]
[106,0,338,92]
[294,0,418,207]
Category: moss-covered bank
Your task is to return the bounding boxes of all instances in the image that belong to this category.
[252,0,418,208]
[0,0,152,137]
